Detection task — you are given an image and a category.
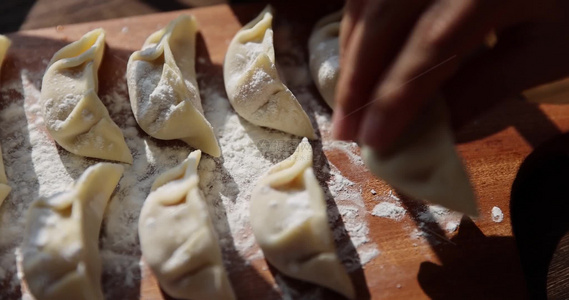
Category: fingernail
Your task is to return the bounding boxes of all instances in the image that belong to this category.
[359,110,387,153]
[332,107,359,141]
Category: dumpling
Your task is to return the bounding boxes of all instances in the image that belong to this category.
[22,163,124,300]
[0,145,11,207]
[40,28,133,163]
[127,15,221,157]
[362,98,478,216]
[250,138,355,299]
[224,6,316,139]
[0,35,10,70]
[308,10,342,109]
[0,35,12,206]
[138,150,235,300]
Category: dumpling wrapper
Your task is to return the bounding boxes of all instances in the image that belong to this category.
[0,35,12,206]
[22,163,124,300]
[127,15,221,157]
[40,28,133,163]
[224,6,316,139]
[308,10,342,109]
[0,144,11,207]
[250,138,355,299]
[138,150,235,300]
[362,98,478,216]
[0,35,10,65]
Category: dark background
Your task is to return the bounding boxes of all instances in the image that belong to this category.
[0,0,261,33]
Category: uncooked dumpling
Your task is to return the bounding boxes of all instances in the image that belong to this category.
[308,10,342,108]
[127,15,221,157]
[22,163,124,300]
[250,138,355,299]
[0,145,10,207]
[40,28,133,163]
[362,98,478,216]
[0,35,12,206]
[224,6,315,139]
[138,150,235,300]
[0,35,10,64]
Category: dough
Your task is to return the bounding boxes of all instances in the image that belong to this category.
[127,15,221,157]
[250,138,355,299]
[362,99,478,216]
[22,163,124,300]
[0,35,12,206]
[0,145,11,207]
[138,150,235,300]
[224,6,315,139]
[40,28,133,163]
[308,10,342,108]
[0,35,10,72]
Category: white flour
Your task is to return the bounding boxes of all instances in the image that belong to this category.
[418,205,463,233]
[491,206,504,223]
[316,55,339,83]
[0,40,377,299]
[372,202,406,221]
[280,189,313,231]
[370,190,463,241]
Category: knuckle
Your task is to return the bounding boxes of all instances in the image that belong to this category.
[362,0,396,19]
[375,82,408,112]
[415,16,451,53]
[413,0,475,53]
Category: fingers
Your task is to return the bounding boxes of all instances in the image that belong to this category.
[333,0,430,140]
[339,0,366,56]
[357,0,514,153]
[444,23,569,129]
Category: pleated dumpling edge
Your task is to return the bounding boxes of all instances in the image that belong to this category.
[224,6,316,139]
[127,15,221,157]
[138,150,236,300]
[308,10,342,109]
[250,138,355,299]
[40,28,133,164]
[22,163,124,300]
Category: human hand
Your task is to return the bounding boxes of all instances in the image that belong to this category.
[333,0,569,152]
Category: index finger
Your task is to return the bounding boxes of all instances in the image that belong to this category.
[333,0,430,140]
[358,0,509,152]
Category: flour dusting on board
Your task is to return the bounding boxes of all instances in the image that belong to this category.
[370,189,463,242]
[491,206,504,223]
[372,202,406,221]
[0,39,376,299]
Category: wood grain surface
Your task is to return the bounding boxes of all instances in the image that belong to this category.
[2,2,569,299]
[548,232,569,300]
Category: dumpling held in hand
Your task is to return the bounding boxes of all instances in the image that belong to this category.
[362,98,478,216]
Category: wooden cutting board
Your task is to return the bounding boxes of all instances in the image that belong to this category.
[3,3,569,299]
